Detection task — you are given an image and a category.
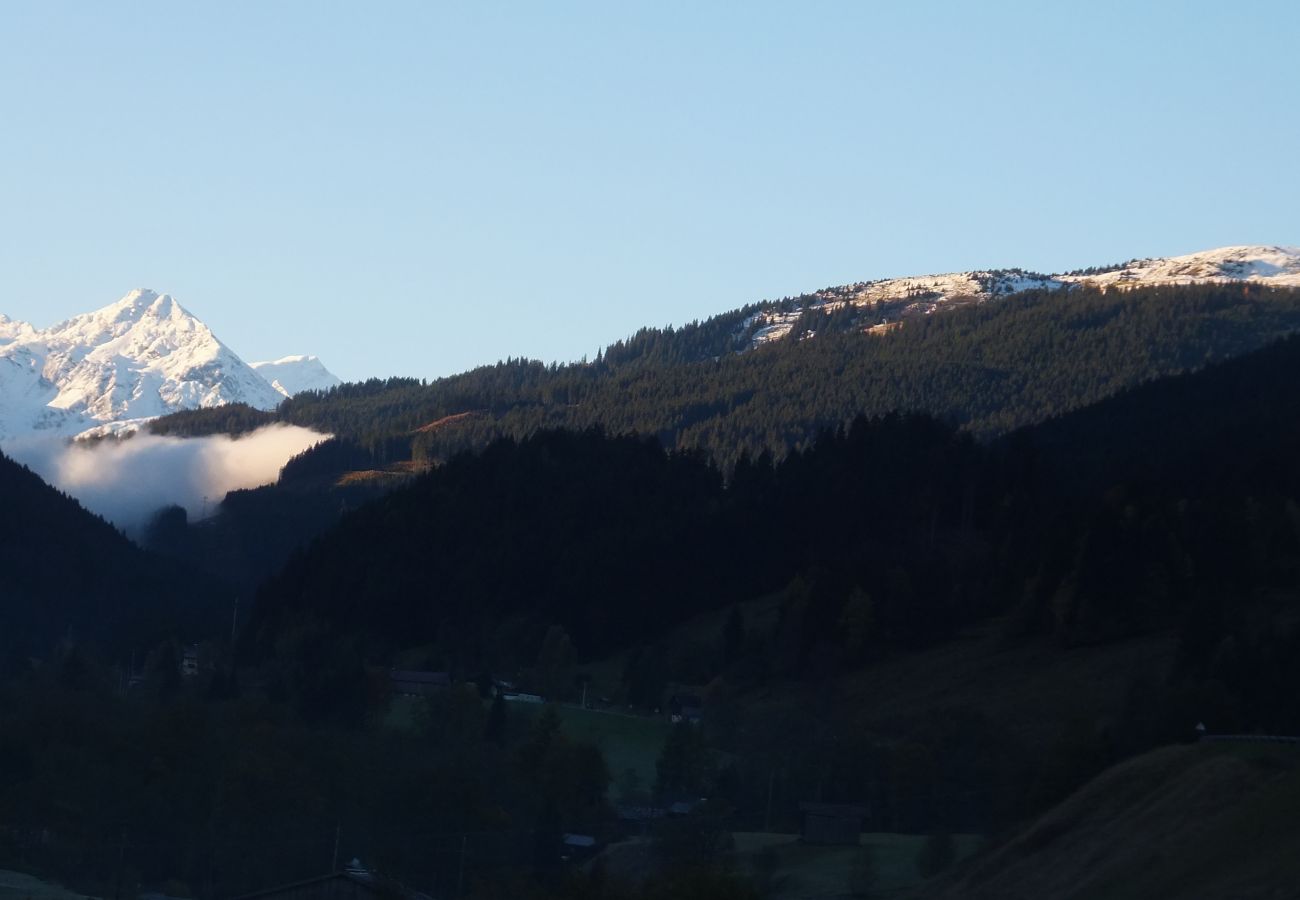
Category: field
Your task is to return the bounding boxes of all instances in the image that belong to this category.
[594,831,980,899]
[511,702,671,792]
[731,832,981,899]
[0,871,94,900]
[915,742,1300,900]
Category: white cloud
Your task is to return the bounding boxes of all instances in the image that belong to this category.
[4,424,329,534]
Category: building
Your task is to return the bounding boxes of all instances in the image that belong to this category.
[388,669,451,697]
[501,691,545,704]
[560,833,599,863]
[668,693,703,724]
[799,802,868,846]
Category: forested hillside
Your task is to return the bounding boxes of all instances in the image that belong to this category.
[250,335,1300,731]
[0,450,222,658]
[153,283,1300,468]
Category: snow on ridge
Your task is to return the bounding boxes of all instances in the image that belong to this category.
[251,355,342,398]
[1057,245,1300,290]
[740,245,1300,349]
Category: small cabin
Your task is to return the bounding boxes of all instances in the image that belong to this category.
[180,645,200,679]
[799,802,868,846]
[388,669,451,697]
[502,691,545,704]
[668,693,703,724]
[561,833,599,863]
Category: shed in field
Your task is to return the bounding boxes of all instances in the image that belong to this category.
[389,669,451,697]
[799,802,868,846]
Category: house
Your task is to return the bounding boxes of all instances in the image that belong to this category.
[668,693,703,724]
[388,669,451,697]
[799,802,868,846]
[560,833,599,863]
[230,860,433,900]
[616,804,667,835]
[502,691,545,704]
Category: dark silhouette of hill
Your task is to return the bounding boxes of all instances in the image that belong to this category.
[0,449,223,658]
[914,743,1300,900]
[246,332,1300,736]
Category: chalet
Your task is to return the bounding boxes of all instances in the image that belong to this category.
[616,804,667,835]
[799,802,868,846]
[388,669,451,697]
[668,693,703,724]
[230,860,433,900]
[668,797,706,816]
[502,691,545,704]
[560,833,599,863]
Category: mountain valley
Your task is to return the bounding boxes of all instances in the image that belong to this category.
[5,245,1300,900]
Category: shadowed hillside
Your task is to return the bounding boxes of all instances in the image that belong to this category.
[0,450,224,658]
[914,742,1300,900]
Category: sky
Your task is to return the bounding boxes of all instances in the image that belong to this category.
[1,1,1297,382]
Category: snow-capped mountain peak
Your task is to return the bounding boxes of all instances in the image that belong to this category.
[0,289,334,441]
[251,355,342,398]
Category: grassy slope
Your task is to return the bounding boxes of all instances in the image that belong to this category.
[596,831,981,899]
[622,597,1177,750]
[731,831,981,899]
[385,695,671,794]
[819,622,1177,748]
[913,742,1300,900]
[517,703,671,792]
[0,871,94,900]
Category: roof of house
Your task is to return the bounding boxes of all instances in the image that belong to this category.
[799,801,869,818]
[389,670,450,686]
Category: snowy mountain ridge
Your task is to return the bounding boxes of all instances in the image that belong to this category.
[742,245,1300,347]
[0,289,338,441]
[251,355,342,398]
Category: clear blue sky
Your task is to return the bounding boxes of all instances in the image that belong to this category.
[1,1,1297,381]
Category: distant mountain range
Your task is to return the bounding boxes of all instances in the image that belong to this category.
[3,246,1296,444]
[0,289,339,441]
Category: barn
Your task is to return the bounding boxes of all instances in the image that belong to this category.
[799,802,868,846]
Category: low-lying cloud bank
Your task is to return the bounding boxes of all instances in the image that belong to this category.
[4,424,329,535]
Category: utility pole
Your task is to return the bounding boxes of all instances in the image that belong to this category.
[764,768,776,833]
[230,596,240,644]
[456,834,467,898]
[332,822,341,872]
[114,831,125,900]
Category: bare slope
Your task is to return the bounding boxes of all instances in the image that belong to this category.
[914,742,1300,900]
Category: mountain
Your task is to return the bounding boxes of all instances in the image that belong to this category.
[196,279,1300,479]
[740,244,1300,347]
[251,355,342,398]
[0,289,335,441]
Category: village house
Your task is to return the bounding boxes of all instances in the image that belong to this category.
[799,802,869,846]
[668,693,703,724]
[388,669,451,697]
